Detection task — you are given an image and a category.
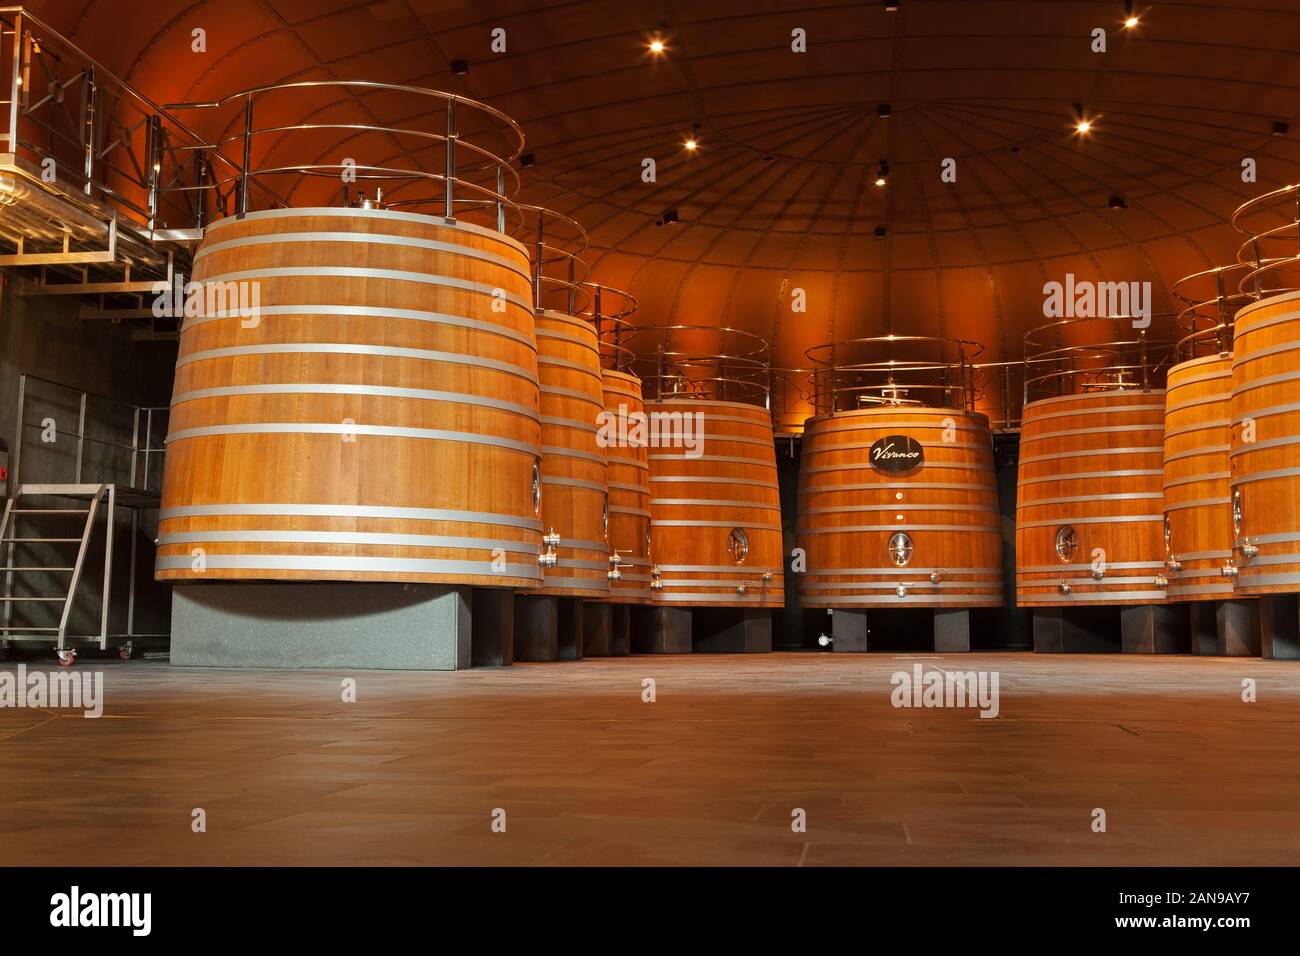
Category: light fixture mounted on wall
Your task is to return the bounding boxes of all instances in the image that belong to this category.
[1108,194,1128,210]
[657,207,679,226]
[875,160,889,187]
[1123,0,1139,29]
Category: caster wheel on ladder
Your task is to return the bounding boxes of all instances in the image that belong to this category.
[56,649,77,667]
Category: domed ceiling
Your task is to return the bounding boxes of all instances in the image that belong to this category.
[29,0,1300,423]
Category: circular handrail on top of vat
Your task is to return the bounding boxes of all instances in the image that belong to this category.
[583,284,640,370]
[1170,262,1254,362]
[1023,315,1175,402]
[166,80,526,234]
[617,324,771,408]
[518,204,591,315]
[805,335,984,416]
[1231,183,1300,299]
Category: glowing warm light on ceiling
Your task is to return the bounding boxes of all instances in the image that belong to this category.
[684,138,698,151]
[874,176,887,187]
[1076,119,1092,134]
[1124,16,1139,28]
[649,39,666,54]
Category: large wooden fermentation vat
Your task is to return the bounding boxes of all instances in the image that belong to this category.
[1230,290,1300,594]
[1016,390,1168,605]
[645,398,783,607]
[797,406,1002,607]
[155,206,543,587]
[1163,354,1236,600]
[601,369,652,602]
[534,309,609,597]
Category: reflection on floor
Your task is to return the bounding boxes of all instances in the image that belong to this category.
[1,652,1297,866]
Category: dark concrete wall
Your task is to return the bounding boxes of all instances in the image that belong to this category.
[0,279,177,640]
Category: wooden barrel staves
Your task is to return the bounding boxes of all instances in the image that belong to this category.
[155,206,543,587]
[1015,390,1168,605]
[1163,354,1236,600]
[797,407,1002,607]
[601,369,652,602]
[1231,290,1300,594]
[645,399,784,607]
[534,310,609,597]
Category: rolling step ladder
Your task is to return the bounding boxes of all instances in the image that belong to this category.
[0,484,117,663]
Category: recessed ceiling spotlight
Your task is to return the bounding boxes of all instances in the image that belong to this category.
[884,0,900,10]
[878,102,891,118]
[1073,102,1093,135]
[684,138,698,152]
[1108,194,1128,210]
[874,225,888,240]
[1122,1,1139,29]
[519,153,536,168]
[450,59,469,76]
[649,37,666,55]
[875,160,890,186]
[657,207,679,226]
[1273,121,1290,136]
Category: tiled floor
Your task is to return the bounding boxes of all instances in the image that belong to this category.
[1,652,1298,866]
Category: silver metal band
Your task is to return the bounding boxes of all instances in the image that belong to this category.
[800,502,999,514]
[1021,423,1162,443]
[652,519,782,531]
[1017,469,1161,486]
[191,266,534,314]
[1019,492,1161,507]
[1015,590,1168,603]
[157,529,538,552]
[155,553,541,578]
[1018,561,1163,572]
[1024,389,1163,410]
[194,229,532,281]
[541,415,600,434]
[541,444,606,464]
[200,205,531,259]
[801,594,1004,606]
[180,303,536,346]
[167,421,542,455]
[541,476,606,493]
[541,384,605,408]
[170,383,540,421]
[1017,514,1162,528]
[176,342,539,383]
[1163,444,1229,464]
[651,497,781,510]
[801,566,1002,576]
[535,326,600,354]
[648,453,774,466]
[1162,496,1230,512]
[800,523,999,534]
[1230,466,1300,486]
[1018,446,1162,464]
[158,502,543,531]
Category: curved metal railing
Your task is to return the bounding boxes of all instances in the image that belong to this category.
[1231,183,1300,299]
[166,80,525,233]
[585,283,640,370]
[1170,262,1253,362]
[1023,315,1175,401]
[805,335,983,415]
[520,204,590,315]
[616,325,771,407]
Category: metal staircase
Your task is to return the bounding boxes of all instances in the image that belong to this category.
[0,484,110,658]
[0,376,168,663]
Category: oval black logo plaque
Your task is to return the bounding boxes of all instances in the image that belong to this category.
[869,435,925,472]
